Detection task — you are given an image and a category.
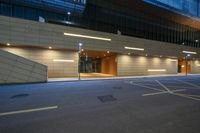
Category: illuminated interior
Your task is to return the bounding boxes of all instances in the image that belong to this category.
[80,50,117,77]
[178,59,191,74]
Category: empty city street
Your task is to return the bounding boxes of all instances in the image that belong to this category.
[0,75,200,133]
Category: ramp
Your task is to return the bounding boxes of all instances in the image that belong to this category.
[0,49,47,84]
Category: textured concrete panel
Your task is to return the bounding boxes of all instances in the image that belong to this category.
[0,15,200,59]
[117,55,178,76]
[1,47,78,78]
[191,60,200,74]
[0,49,47,84]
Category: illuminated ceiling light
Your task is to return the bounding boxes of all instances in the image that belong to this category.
[6,43,10,46]
[107,51,110,53]
[145,54,148,57]
[181,65,185,68]
[49,46,52,49]
[182,42,185,45]
[160,55,162,58]
[195,40,199,43]
[128,53,131,55]
[53,59,74,62]
[81,49,84,52]
[147,69,166,72]
[124,46,144,51]
[182,51,197,54]
[196,64,200,67]
[64,33,112,41]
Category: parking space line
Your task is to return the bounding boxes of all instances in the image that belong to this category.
[127,79,200,101]
[178,94,200,98]
[128,81,164,92]
[176,79,200,89]
[0,106,58,117]
[155,80,173,93]
[172,93,200,101]
[142,89,186,96]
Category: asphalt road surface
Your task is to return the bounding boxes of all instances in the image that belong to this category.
[0,75,200,133]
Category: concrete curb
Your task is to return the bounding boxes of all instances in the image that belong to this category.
[48,74,200,83]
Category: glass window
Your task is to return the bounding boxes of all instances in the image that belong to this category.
[0,3,12,16]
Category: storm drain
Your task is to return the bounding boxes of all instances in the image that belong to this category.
[11,94,30,99]
[113,86,123,90]
[97,95,117,103]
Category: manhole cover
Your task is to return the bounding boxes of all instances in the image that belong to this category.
[97,95,117,103]
[11,94,30,99]
[113,86,123,89]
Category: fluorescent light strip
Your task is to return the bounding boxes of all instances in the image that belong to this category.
[182,51,197,54]
[124,46,144,51]
[53,59,74,62]
[64,33,111,41]
[169,59,177,62]
[148,69,166,72]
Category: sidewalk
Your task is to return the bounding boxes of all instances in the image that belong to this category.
[48,74,200,82]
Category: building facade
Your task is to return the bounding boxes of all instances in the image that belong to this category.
[0,0,200,83]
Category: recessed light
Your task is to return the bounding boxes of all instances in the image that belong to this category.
[107,51,110,53]
[49,46,52,49]
[6,43,10,46]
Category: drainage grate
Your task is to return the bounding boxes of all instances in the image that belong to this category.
[97,95,117,103]
[11,94,30,99]
[113,86,123,90]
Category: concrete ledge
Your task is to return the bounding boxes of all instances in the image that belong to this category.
[48,74,200,83]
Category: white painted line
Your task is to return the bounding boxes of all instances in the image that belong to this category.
[0,106,58,117]
[155,80,173,93]
[178,94,200,98]
[142,89,186,97]
[128,81,164,92]
[176,79,200,89]
[172,93,200,101]
[142,91,169,96]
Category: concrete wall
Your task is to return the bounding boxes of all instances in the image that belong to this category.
[0,15,200,59]
[0,49,47,84]
[1,47,78,78]
[191,60,200,74]
[117,55,178,76]
[0,15,200,79]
